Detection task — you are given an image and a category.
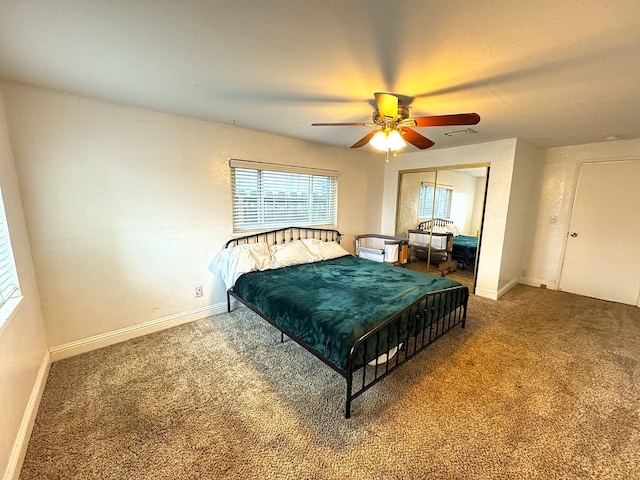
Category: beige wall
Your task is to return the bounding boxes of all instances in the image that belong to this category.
[435,169,480,235]
[0,90,48,480]
[470,176,486,236]
[0,82,384,351]
[498,139,541,293]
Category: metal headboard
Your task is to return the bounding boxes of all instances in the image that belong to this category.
[225,226,342,249]
[416,218,454,230]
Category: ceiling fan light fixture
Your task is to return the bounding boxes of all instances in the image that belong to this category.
[370,129,406,152]
[387,129,406,150]
[370,130,390,151]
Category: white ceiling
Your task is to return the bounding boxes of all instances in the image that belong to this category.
[1,0,640,152]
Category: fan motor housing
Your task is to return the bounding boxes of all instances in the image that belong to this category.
[373,105,410,125]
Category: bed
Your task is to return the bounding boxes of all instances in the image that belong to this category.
[415,218,480,269]
[215,226,469,418]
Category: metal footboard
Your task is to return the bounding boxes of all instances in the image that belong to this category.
[345,285,468,418]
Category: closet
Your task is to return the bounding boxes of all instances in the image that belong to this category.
[395,164,489,293]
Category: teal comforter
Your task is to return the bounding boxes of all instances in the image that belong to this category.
[452,235,478,264]
[232,255,463,370]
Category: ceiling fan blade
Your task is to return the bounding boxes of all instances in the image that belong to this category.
[408,113,480,128]
[312,122,370,127]
[400,128,436,149]
[351,130,378,148]
[374,92,398,120]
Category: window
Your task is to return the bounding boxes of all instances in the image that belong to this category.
[418,183,453,219]
[230,160,338,232]
[0,187,20,309]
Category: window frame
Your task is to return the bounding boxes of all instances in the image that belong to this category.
[0,186,21,316]
[417,183,453,220]
[230,159,339,234]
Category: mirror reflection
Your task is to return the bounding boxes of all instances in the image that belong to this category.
[396,166,488,292]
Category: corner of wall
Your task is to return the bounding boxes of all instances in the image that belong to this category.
[0,85,50,480]
[518,276,558,290]
[498,139,543,287]
[4,351,50,480]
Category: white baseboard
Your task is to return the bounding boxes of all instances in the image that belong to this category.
[497,277,520,298]
[49,301,233,362]
[5,351,51,480]
[474,287,498,300]
[475,276,519,300]
[518,276,558,290]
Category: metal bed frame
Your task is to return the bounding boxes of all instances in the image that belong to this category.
[417,218,455,230]
[225,226,469,418]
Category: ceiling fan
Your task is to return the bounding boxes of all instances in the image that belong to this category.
[312,92,480,158]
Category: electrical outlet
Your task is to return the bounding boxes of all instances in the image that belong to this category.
[195,286,203,297]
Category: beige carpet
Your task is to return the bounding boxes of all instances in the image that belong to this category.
[20,285,640,479]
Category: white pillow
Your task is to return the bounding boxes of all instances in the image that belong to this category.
[240,242,273,270]
[431,224,461,236]
[302,238,350,260]
[211,242,272,289]
[446,224,462,236]
[270,240,317,268]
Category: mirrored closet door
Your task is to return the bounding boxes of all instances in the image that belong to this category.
[396,165,489,293]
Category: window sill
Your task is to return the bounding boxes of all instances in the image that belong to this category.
[0,295,25,336]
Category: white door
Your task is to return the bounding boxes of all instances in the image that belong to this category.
[559,160,640,305]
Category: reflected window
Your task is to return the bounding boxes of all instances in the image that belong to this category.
[418,183,452,219]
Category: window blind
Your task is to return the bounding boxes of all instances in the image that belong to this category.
[230,161,338,232]
[0,188,19,308]
[418,183,453,219]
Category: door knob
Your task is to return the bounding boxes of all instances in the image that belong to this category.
[570,232,578,237]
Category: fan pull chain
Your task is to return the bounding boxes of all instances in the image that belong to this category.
[385,149,400,163]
